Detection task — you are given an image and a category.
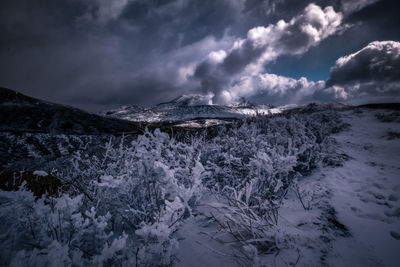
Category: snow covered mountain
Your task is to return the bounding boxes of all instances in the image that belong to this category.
[101,94,351,128]
[101,94,279,124]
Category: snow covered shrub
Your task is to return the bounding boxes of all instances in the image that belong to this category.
[1,128,207,266]
[199,111,347,258]
[55,129,203,265]
[0,132,113,176]
[201,112,336,203]
[0,189,127,266]
[61,130,203,229]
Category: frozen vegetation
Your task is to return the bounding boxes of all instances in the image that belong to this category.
[1,107,399,266]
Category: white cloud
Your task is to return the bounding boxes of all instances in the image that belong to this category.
[193,3,343,104]
[219,73,325,104]
[243,3,343,74]
[207,50,227,64]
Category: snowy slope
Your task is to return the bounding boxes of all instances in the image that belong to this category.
[324,109,400,267]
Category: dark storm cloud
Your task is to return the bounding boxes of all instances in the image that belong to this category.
[0,0,396,110]
[0,0,244,110]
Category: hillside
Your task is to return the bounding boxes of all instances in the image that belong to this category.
[0,87,142,135]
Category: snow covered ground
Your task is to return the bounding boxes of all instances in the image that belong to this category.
[325,109,400,267]
[173,108,400,267]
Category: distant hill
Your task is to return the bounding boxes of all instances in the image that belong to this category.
[101,94,273,123]
[0,87,142,135]
[100,94,355,127]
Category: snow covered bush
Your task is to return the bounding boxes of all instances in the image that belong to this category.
[202,111,344,204]
[0,132,110,171]
[0,189,127,266]
[61,130,203,229]
[1,129,206,266]
[199,111,347,259]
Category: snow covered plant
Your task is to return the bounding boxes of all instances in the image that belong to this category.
[199,111,346,258]
[202,111,342,205]
[0,129,206,266]
[58,129,203,265]
[0,189,127,266]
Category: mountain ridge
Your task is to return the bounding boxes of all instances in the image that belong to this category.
[0,87,142,135]
[101,94,274,123]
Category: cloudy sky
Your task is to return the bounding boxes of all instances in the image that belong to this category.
[0,0,399,111]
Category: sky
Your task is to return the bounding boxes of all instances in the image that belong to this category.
[0,0,399,111]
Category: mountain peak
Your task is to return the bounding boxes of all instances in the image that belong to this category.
[229,97,257,108]
[158,94,214,107]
